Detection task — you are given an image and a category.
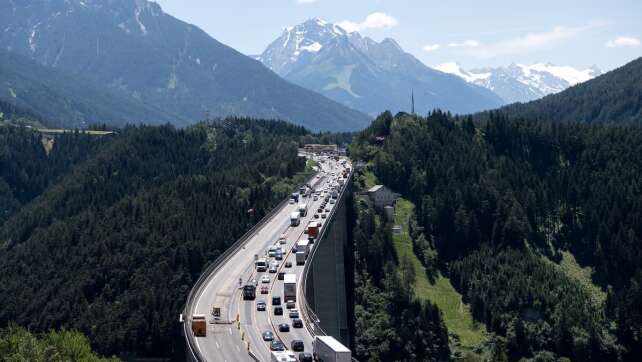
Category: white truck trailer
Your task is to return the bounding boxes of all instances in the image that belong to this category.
[313,336,351,362]
[283,273,297,302]
[271,351,296,362]
[290,211,301,226]
[298,202,308,216]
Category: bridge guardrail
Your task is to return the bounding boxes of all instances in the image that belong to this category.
[299,167,353,340]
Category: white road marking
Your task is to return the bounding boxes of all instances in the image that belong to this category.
[216,341,220,349]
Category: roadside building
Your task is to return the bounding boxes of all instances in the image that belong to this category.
[304,144,338,154]
[367,185,396,208]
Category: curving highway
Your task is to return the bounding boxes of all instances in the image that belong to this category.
[184,153,351,361]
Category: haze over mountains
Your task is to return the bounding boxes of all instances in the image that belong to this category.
[0,0,369,131]
[436,62,602,104]
[257,18,504,116]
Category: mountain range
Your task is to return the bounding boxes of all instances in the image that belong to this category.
[436,62,601,104]
[257,18,504,116]
[0,0,370,131]
[493,56,642,124]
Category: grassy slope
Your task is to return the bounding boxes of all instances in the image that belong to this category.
[392,198,485,348]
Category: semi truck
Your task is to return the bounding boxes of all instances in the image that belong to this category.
[271,351,296,362]
[290,211,301,226]
[313,336,351,362]
[243,284,256,300]
[298,202,308,217]
[283,274,296,302]
[191,314,207,337]
[307,221,319,239]
[296,239,310,257]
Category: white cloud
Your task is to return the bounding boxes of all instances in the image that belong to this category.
[447,40,480,48]
[456,25,589,59]
[606,36,640,48]
[423,44,441,52]
[337,12,398,33]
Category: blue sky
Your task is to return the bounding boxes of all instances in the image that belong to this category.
[154,0,641,71]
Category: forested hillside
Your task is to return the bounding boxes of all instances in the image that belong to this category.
[0,119,311,358]
[351,196,451,361]
[492,57,642,124]
[0,50,174,128]
[350,111,642,361]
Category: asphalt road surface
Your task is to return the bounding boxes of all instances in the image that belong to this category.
[189,155,350,361]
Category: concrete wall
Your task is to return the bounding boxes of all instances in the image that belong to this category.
[305,180,352,347]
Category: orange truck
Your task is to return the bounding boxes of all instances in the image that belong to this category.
[191,314,207,337]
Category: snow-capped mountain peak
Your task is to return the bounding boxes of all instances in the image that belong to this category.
[435,62,601,103]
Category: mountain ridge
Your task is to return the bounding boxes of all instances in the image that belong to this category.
[436,62,601,103]
[0,1,370,131]
[258,18,504,116]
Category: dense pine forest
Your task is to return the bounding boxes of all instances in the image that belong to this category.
[0,119,311,358]
[349,111,642,361]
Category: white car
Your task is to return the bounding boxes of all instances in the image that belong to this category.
[289,199,295,204]
[261,275,271,284]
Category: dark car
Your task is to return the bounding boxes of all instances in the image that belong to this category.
[256,300,266,311]
[289,309,299,319]
[299,352,313,362]
[321,214,327,219]
[262,330,274,341]
[272,296,281,305]
[270,340,285,351]
[274,306,283,315]
[286,300,296,309]
[292,318,303,328]
[279,323,290,332]
[314,214,319,219]
[278,272,285,280]
[285,261,292,268]
[317,208,323,213]
[291,339,304,352]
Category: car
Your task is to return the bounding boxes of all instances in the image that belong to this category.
[317,208,323,213]
[272,296,281,305]
[261,275,270,283]
[261,286,269,294]
[250,278,258,286]
[313,195,318,201]
[330,199,335,204]
[262,330,274,341]
[279,323,290,332]
[298,352,313,362]
[303,229,308,234]
[288,199,295,205]
[256,300,266,311]
[321,214,327,219]
[278,272,285,280]
[285,261,292,268]
[286,300,296,309]
[292,318,303,328]
[289,309,299,318]
[325,209,330,213]
[270,340,285,351]
[274,306,283,315]
[291,339,304,352]
[314,214,319,219]
[269,265,278,273]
